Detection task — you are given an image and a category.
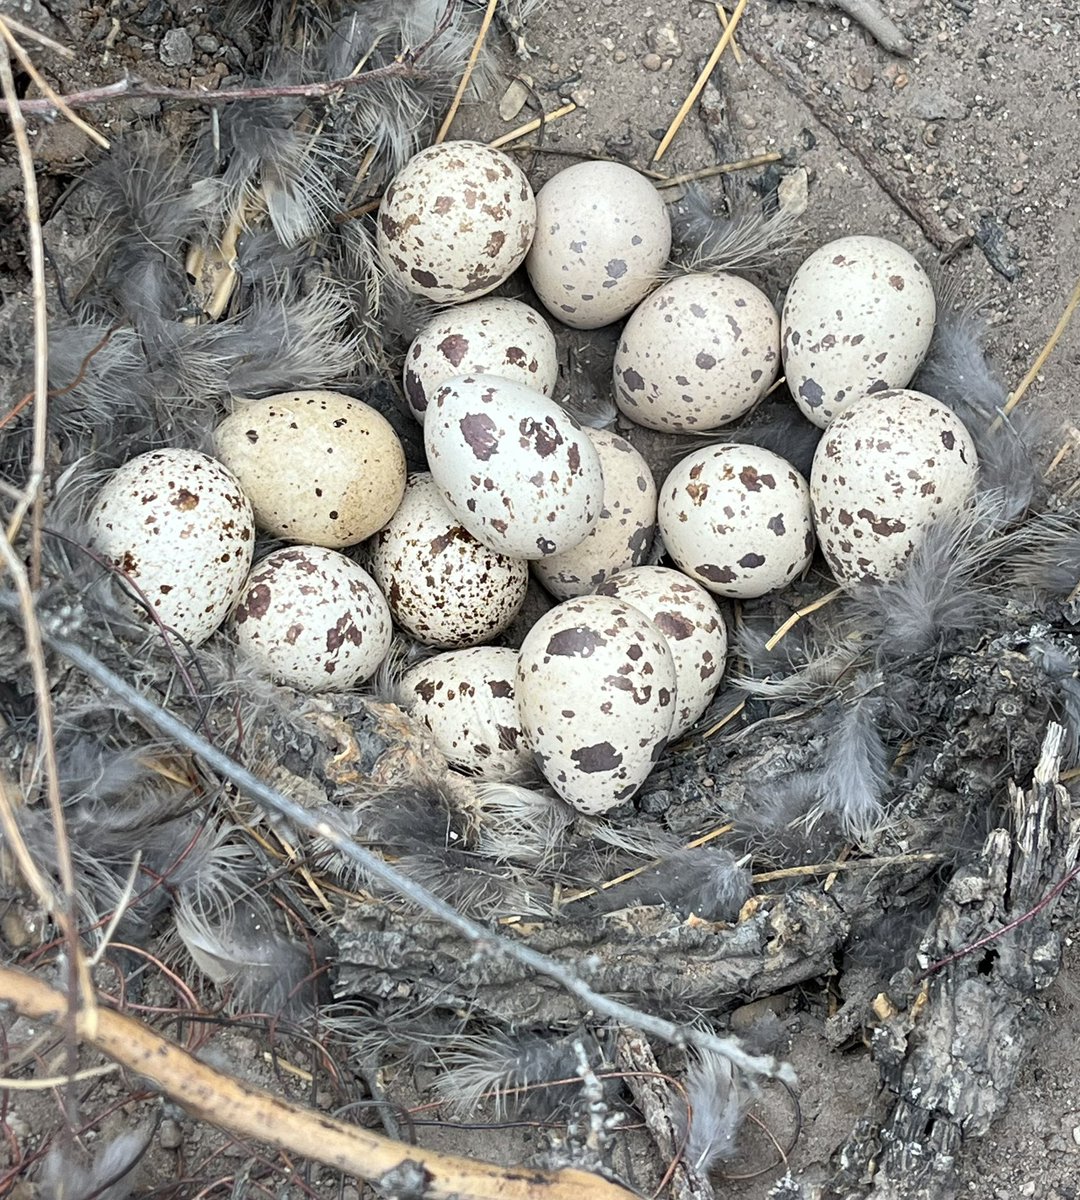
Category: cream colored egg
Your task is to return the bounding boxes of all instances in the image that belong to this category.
[398,647,530,780]
[232,546,391,691]
[782,235,936,429]
[810,388,978,587]
[658,445,815,598]
[377,140,536,303]
[424,374,603,560]
[367,473,528,647]
[86,449,254,646]
[532,427,656,599]
[594,566,727,737]
[403,297,558,424]
[526,162,672,330]
[516,595,677,814]
[614,273,780,431]
[214,391,406,548]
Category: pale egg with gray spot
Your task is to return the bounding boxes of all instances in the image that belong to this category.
[658,444,815,599]
[593,566,728,738]
[516,595,677,815]
[231,546,392,691]
[810,388,978,587]
[86,448,255,647]
[366,472,528,648]
[377,140,536,304]
[532,427,657,599]
[614,272,781,431]
[397,646,530,781]
[402,297,558,424]
[424,374,603,560]
[526,161,671,330]
[782,235,936,429]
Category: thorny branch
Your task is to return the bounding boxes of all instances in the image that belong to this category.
[3,611,797,1086]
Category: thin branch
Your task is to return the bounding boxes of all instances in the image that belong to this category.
[435,0,498,143]
[12,614,796,1086]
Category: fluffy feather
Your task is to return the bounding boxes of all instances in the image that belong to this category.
[676,1050,754,1172]
[38,1130,148,1200]
[1027,640,1080,763]
[1010,515,1080,597]
[811,681,889,840]
[669,189,801,274]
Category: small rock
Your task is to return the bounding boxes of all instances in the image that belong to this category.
[641,52,663,71]
[1009,179,1026,195]
[807,18,831,41]
[194,34,219,54]
[613,48,627,62]
[849,63,874,91]
[1072,1124,1080,1146]
[893,72,910,89]
[778,167,809,218]
[943,206,962,226]
[906,89,970,120]
[159,28,193,67]
[637,789,671,816]
[648,23,682,57]
[159,1118,183,1150]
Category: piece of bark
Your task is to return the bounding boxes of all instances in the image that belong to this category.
[797,0,914,57]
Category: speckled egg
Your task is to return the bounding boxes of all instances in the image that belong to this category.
[403,297,558,424]
[614,273,781,431]
[377,140,536,303]
[782,235,936,429]
[594,566,727,738]
[526,161,672,329]
[425,374,603,560]
[532,427,657,599]
[810,388,978,587]
[367,473,528,647]
[658,445,815,598]
[86,449,254,646]
[214,391,406,548]
[398,647,530,781]
[231,546,392,691]
[516,595,677,814]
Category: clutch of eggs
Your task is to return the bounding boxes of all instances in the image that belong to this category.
[86,448,255,646]
[377,141,536,304]
[810,388,979,587]
[403,297,559,425]
[782,235,936,429]
[424,374,603,560]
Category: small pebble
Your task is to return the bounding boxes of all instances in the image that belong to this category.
[159,1118,183,1150]
[159,28,193,66]
[642,52,662,71]
[613,48,627,62]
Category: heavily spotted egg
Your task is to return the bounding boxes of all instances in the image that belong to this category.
[376,140,536,304]
[782,235,936,429]
[594,566,728,738]
[86,449,254,646]
[398,646,530,781]
[532,427,657,600]
[526,161,672,329]
[658,444,815,599]
[424,374,603,560]
[231,546,392,691]
[810,388,979,587]
[366,472,528,648]
[614,272,781,431]
[403,297,558,425]
[516,595,677,815]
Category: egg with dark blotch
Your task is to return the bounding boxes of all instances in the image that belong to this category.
[810,389,978,587]
[86,449,255,647]
[366,473,528,648]
[424,374,603,560]
[231,546,392,691]
[403,297,558,425]
[398,646,530,781]
[516,595,677,815]
[658,444,815,599]
[782,235,936,430]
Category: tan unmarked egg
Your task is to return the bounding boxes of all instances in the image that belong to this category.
[215,391,406,548]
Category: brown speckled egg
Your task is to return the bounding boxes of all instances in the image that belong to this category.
[658,445,815,599]
[516,595,677,814]
[424,374,603,560]
[214,391,406,548]
[403,297,558,424]
[232,546,391,691]
[86,449,254,646]
[614,273,780,431]
[376,141,536,303]
[782,235,936,429]
[532,427,656,599]
[526,162,671,329]
[810,389,978,587]
[398,647,530,781]
[367,473,528,647]
[594,566,727,737]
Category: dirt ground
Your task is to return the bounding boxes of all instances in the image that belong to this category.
[2,0,1080,1197]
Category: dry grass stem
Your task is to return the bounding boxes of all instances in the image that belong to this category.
[715,3,745,66]
[765,588,844,652]
[753,852,942,885]
[488,101,578,148]
[654,151,781,188]
[435,0,500,143]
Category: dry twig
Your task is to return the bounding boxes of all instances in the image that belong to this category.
[436,0,500,142]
